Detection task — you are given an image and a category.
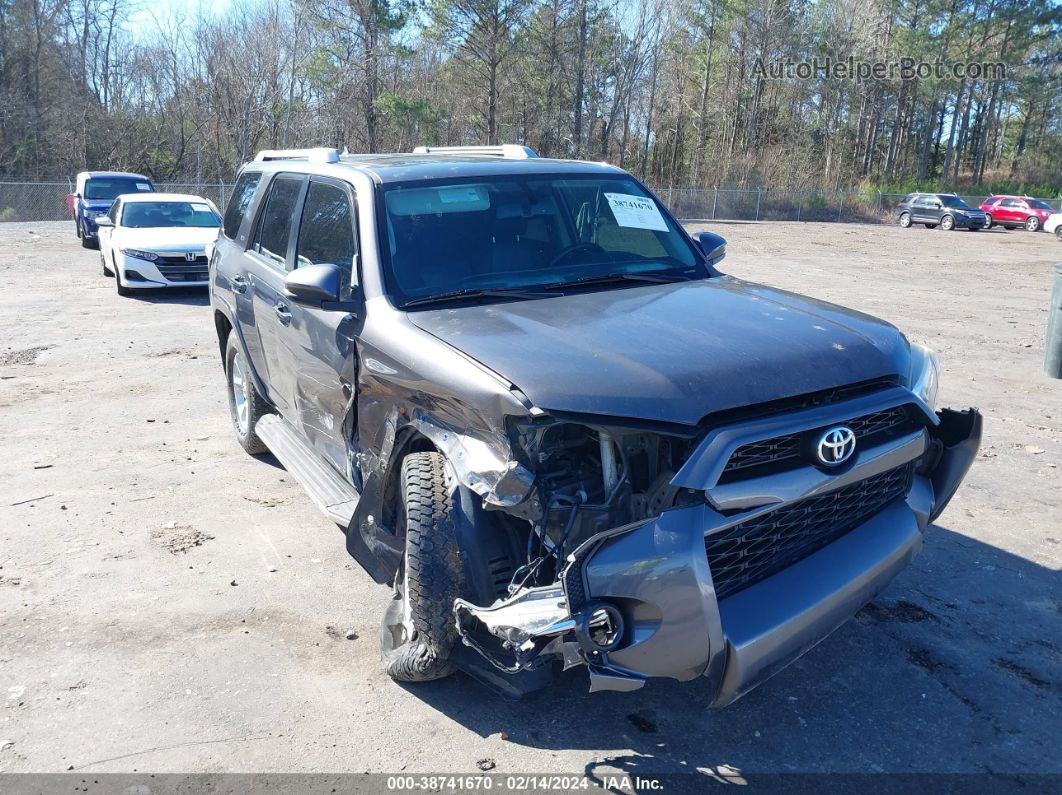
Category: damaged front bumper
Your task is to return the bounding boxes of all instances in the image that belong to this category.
[455,407,982,705]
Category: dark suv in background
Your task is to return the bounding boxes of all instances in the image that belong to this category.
[895,193,987,231]
[210,145,981,705]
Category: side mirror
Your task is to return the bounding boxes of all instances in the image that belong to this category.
[95,216,113,227]
[284,263,342,305]
[696,231,727,264]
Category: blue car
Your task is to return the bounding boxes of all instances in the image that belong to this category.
[69,171,155,248]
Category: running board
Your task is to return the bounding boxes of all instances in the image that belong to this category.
[255,415,359,525]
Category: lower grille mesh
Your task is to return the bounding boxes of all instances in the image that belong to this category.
[706,464,913,600]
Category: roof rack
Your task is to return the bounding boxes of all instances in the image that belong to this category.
[411,145,539,160]
[254,147,340,163]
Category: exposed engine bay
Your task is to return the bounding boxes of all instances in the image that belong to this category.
[455,420,699,677]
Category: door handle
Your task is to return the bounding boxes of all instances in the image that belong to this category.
[230,274,248,294]
[274,301,292,324]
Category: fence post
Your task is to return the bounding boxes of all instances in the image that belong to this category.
[877,191,882,215]
[755,189,761,222]
[837,194,844,222]
[712,187,718,220]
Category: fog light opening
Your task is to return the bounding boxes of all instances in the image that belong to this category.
[576,601,625,652]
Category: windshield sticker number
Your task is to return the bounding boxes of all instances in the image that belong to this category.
[191,203,211,212]
[605,193,668,231]
[136,183,152,191]
[438,186,485,204]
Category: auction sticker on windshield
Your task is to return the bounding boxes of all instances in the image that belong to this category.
[136,183,152,191]
[605,192,668,231]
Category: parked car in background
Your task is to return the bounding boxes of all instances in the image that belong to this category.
[1046,211,1062,241]
[895,193,987,231]
[68,171,155,248]
[210,145,980,704]
[979,195,1056,231]
[96,193,220,297]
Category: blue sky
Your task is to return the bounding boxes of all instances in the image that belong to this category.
[124,0,236,39]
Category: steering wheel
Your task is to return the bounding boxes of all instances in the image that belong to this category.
[547,242,607,269]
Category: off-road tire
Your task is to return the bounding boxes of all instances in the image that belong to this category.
[224,330,270,454]
[898,212,911,228]
[381,452,465,683]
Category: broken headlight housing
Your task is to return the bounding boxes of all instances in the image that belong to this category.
[907,343,940,410]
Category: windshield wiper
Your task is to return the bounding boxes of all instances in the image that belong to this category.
[400,286,548,309]
[544,271,693,291]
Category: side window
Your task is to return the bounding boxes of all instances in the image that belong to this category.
[1001,198,1019,208]
[108,200,120,224]
[252,175,303,270]
[223,172,262,239]
[295,181,358,298]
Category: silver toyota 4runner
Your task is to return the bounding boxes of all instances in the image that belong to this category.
[209,145,981,704]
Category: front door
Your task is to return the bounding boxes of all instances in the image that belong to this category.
[243,173,306,414]
[280,177,361,478]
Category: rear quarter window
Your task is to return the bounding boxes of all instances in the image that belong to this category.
[223,172,263,239]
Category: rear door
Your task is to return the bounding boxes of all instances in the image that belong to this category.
[243,173,306,414]
[911,195,932,223]
[997,198,1020,223]
[280,177,362,477]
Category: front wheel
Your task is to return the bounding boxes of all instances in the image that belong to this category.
[1055,227,1062,242]
[381,452,466,683]
[984,213,994,229]
[940,215,955,231]
[898,212,912,228]
[224,330,270,454]
[1025,216,1041,232]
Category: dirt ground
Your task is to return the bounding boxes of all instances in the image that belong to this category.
[1,220,1060,778]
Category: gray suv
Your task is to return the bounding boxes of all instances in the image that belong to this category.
[210,145,981,704]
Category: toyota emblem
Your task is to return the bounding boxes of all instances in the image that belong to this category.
[816,426,856,466]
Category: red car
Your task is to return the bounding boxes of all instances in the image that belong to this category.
[979,195,1056,231]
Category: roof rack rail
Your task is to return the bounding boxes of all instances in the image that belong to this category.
[411,144,539,160]
[254,147,340,164]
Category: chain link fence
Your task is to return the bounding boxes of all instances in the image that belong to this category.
[1,180,1059,225]
[0,182,231,223]
[653,188,1062,223]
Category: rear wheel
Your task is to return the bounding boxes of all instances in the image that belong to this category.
[224,330,270,454]
[1056,227,1062,242]
[940,215,955,231]
[381,452,466,683]
[898,212,912,228]
[1025,216,1041,232]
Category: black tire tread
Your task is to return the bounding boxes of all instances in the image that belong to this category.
[224,330,270,454]
[384,452,464,682]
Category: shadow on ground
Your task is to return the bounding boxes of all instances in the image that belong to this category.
[403,524,1061,777]
[129,287,210,306]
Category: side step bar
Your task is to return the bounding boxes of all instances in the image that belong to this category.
[255,415,359,525]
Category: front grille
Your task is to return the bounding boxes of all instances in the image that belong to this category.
[720,405,914,481]
[706,464,913,600]
[156,262,208,282]
[157,254,207,265]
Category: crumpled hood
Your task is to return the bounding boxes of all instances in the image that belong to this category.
[115,226,220,253]
[408,277,911,426]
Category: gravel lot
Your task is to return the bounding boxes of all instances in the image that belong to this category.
[1,220,1060,777]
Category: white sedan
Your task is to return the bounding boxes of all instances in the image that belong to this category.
[1046,211,1062,241]
[96,193,222,296]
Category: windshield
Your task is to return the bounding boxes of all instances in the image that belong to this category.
[379,175,704,307]
[941,196,972,209]
[85,177,153,201]
[121,201,220,228]
[1027,199,1053,210]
